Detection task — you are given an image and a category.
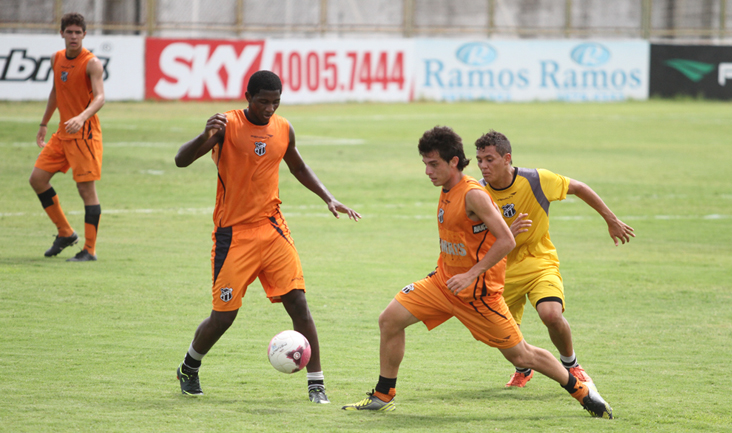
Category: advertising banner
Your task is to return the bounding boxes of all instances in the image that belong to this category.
[650,44,732,100]
[0,35,144,101]
[414,39,649,102]
[145,38,414,103]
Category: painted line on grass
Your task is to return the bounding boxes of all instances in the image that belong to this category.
[1,206,729,221]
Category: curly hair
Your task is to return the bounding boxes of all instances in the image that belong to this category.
[61,13,86,32]
[247,70,283,97]
[474,130,512,158]
[418,126,470,171]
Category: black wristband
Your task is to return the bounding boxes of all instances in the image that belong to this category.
[40,123,47,127]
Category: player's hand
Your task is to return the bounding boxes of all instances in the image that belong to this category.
[608,218,635,246]
[36,126,47,148]
[64,115,84,134]
[510,213,531,237]
[327,199,361,221]
[204,113,227,139]
[446,272,475,295]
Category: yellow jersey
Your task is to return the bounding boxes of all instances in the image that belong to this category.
[481,168,570,282]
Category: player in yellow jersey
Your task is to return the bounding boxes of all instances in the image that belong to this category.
[174,71,360,404]
[30,13,105,262]
[343,126,612,419]
[474,130,634,388]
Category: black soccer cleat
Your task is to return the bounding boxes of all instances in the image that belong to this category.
[581,386,613,419]
[44,232,78,257]
[177,364,203,396]
[66,250,97,262]
[308,386,331,404]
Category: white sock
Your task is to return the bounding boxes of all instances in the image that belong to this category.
[560,352,578,368]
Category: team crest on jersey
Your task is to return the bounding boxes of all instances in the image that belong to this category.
[61,71,68,82]
[254,141,266,156]
[502,203,516,218]
[401,284,415,294]
[220,287,233,302]
[438,208,444,224]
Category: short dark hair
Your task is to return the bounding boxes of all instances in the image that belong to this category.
[247,70,282,96]
[475,130,512,158]
[418,126,470,171]
[61,13,86,32]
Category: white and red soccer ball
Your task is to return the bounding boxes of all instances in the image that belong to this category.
[267,330,311,374]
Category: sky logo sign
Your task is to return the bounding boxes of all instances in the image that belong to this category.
[455,42,497,66]
[570,43,611,67]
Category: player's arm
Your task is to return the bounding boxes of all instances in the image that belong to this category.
[446,189,516,295]
[175,113,226,167]
[37,58,57,148]
[64,57,105,135]
[568,179,635,245]
[283,123,361,221]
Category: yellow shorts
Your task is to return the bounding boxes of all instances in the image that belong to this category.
[35,133,103,182]
[395,272,522,349]
[210,213,305,311]
[503,269,565,325]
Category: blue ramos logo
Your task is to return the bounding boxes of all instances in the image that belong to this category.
[455,42,497,66]
[570,43,610,67]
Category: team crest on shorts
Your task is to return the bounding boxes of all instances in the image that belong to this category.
[438,208,444,224]
[220,287,233,302]
[401,284,415,294]
[61,71,68,82]
[502,203,516,218]
[254,141,266,156]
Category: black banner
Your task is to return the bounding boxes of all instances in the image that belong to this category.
[650,44,732,100]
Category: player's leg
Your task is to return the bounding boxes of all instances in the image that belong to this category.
[30,161,77,256]
[343,277,447,412]
[530,272,594,385]
[177,225,252,396]
[342,299,419,411]
[66,180,100,261]
[502,283,533,387]
[499,340,612,419]
[177,309,239,396]
[280,289,330,404]
[66,137,103,262]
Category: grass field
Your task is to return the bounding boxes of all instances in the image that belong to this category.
[1,100,731,432]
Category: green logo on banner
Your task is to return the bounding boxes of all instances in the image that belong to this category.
[664,59,715,82]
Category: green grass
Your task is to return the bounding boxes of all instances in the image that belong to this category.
[1,100,731,432]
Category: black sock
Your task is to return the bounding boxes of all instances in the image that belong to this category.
[561,373,578,394]
[515,367,532,375]
[183,353,201,372]
[308,379,324,387]
[375,375,397,395]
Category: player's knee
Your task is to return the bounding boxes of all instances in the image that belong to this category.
[210,311,237,332]
[539,310,565,329]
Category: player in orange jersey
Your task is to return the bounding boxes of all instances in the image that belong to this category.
[342,126,612,419]
[475,130,634,389]
[30,12,105,262]
[174,71,360,404]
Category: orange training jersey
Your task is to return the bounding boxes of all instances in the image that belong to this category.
[435,175,506,302]
[211,110,290,227]
[53,48,102,140]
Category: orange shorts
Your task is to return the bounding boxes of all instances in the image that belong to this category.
[35,133,103,182]
[210,212,305,312]
[395,272,523,349]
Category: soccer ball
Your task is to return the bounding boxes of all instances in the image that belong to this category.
[267,330,311,374]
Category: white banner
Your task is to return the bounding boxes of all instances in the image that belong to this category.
[414,39,649,102]
[261,39,414,104]
[0,35,144,101]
